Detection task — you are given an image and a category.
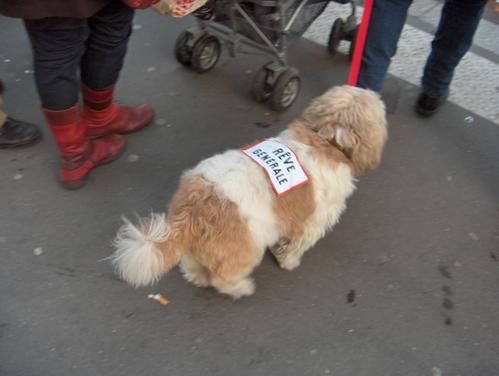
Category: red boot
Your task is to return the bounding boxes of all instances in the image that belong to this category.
[44,106,126,190]
[81,85,154,138]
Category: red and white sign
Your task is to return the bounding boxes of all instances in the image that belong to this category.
[241,139,309,195]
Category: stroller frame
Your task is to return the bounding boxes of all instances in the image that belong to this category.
[174,0,357,111]
[204,0,311,66]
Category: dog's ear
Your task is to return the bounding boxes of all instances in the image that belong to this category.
[318,125,358,149]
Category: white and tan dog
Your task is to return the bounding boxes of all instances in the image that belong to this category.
[111,85,387,298]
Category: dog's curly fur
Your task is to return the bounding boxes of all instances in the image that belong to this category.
[111,85,387,298]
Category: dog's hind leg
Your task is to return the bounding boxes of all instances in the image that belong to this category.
[209,255,259,299]
[211,275,255,299]
[208,244,262,299]
[179,254,210,287]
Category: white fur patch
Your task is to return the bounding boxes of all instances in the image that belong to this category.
[189,150,280,252]
[111,213,168,287]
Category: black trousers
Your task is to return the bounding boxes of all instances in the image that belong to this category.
[25,0,135,110]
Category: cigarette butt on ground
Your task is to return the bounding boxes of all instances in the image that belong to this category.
[148,293,169,305]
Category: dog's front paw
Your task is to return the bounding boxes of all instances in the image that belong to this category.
[270,238,301,270]
[279,255,301,271]
[270,238,290,260]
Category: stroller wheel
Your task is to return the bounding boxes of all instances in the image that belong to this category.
[271,68,301,112]
[191,35,221,73]
[175,31,194,67]
[252,63,274,103]
[328,18,345,55]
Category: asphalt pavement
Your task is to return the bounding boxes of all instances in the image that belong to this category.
[1,6,498,376]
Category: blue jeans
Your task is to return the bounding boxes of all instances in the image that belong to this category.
[357,0,487,97]
[24,0,134,110]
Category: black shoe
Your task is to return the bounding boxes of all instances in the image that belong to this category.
[0,117,42,148]
[415,92,447,117]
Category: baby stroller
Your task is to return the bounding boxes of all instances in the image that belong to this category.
[174,0,358,111]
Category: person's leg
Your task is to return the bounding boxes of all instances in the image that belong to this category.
[421,0,487,97]
[416,0,487,116]
[357,0,412,92]
[81,0,133,91]
[25,18,85,110]
[81,0,153,138]
[25,18,125,188]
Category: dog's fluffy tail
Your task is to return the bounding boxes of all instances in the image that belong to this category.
[111,213,184,287]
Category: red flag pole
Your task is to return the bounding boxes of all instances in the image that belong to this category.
[347,0,374,86]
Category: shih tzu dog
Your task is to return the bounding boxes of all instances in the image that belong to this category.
[111,85,387,298]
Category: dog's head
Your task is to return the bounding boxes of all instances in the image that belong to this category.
[298,85,388,176]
